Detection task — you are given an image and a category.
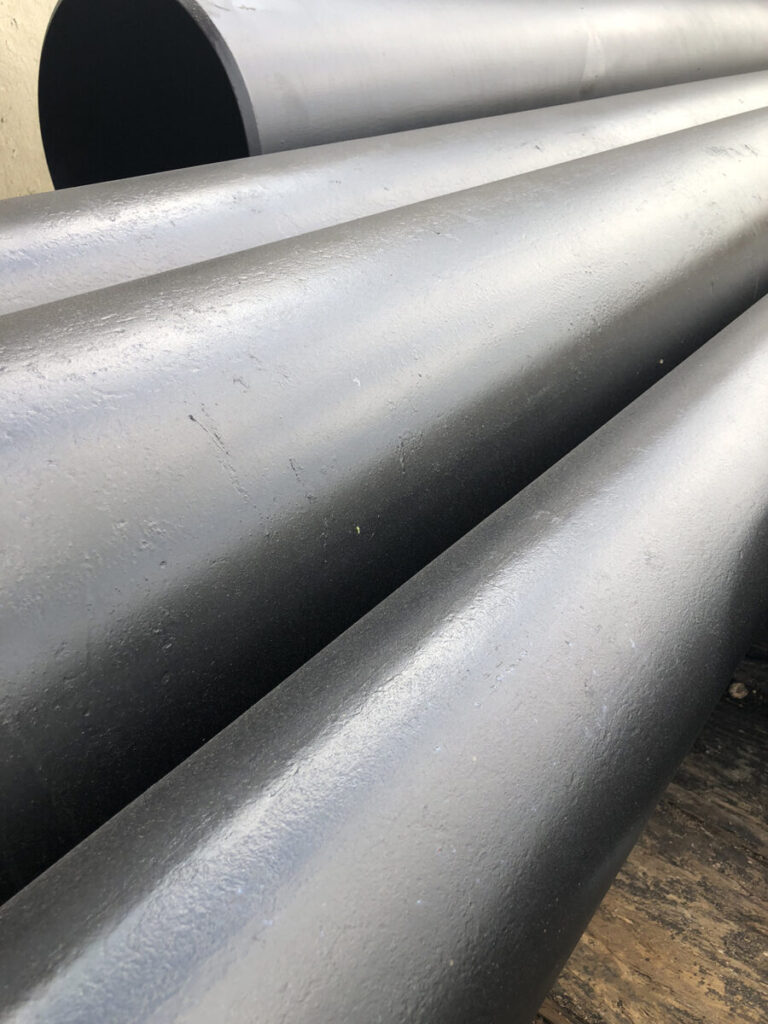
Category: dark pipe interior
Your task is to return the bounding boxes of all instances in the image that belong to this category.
[39,0,250,188]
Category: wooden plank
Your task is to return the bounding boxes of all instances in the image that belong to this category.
[536,658,768,1024]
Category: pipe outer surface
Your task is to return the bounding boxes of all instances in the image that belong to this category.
[2,110,768,899]
[1,294,768,1024]
[37,0,768,186]
[4,71,768,314]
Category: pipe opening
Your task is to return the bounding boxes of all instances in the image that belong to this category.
[39,0,250,189]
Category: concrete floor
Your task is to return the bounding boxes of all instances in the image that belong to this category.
[0,0,56,199]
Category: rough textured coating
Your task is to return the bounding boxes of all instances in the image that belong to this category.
[3,111,768,900]
[5,71,768,312]
[2,295,768,1024]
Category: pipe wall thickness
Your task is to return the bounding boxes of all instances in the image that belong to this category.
[2,111,768,900]
[2,295,768,1024]
[38,0,768,186]
[4,72,768,314]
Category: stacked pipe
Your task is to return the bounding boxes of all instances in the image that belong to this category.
[2,292,768,1024]
[2,71,768,313]
[38,0,768,184]
[1,1,767,1020]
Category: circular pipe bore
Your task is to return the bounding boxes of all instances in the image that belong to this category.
[38,0,251,188]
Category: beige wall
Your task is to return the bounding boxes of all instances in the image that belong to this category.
[0,0,56,199]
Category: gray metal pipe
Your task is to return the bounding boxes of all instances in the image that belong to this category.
[2,295,768,1024]
[2,110,768,901]
[5,71,768,315]
[38,0,768,187]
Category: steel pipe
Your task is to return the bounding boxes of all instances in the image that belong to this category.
[2,111,768,901]
[38,0,768,187]
[5,72,768,314]
[2,296,768,1024]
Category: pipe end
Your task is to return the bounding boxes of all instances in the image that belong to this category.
[38,0,251,188]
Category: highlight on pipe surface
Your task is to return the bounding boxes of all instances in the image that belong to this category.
[38,0,251,188]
